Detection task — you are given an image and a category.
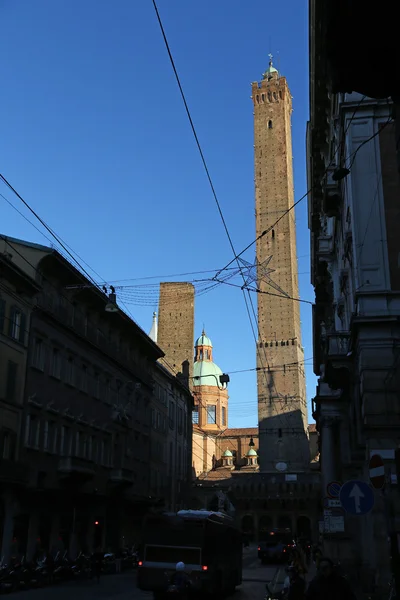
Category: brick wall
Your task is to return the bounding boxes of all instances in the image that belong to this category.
[157,282,195,383]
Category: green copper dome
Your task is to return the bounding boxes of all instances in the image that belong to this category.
[195,332,213,348]
[246,448,257,457]
[262,55,278,80]
[193,360,225,387]
[223,449,233,457]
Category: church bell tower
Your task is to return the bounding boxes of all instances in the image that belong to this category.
[252,57,309,472]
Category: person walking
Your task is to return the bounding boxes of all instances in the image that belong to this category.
[305,557,356,600]
[115,549,122,574]
[91,547,104,584]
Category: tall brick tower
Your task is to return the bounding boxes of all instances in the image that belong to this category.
[252,57,309,472]
[157,282,195,385]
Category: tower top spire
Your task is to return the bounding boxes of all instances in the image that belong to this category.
[262,54,278,80]
[149,311,158,343]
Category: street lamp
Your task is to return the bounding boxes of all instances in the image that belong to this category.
[192,373,230,390]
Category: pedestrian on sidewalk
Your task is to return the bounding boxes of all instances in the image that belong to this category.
[305,557,356,600]
[287,566,306,600]
[115,549,122,574]
[91,547,104,584]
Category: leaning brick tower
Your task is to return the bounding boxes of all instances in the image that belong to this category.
[252,56,309,472]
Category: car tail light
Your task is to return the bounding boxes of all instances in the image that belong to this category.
[283,549,286,553]
[138,561,143,567]
[258,546,260,551]
[202,565,208,571]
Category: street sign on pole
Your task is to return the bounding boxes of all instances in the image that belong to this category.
[369,454,385,489]
[323,508,345,533]
[327,481,342,499]
[339,480,375,516]
[323,497,341,509]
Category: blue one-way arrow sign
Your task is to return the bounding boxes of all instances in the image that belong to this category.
[339,480,375,516]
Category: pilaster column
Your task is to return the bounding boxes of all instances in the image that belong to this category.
[0,494,17,564]
[26,512,39,561]
[320,415,340,492]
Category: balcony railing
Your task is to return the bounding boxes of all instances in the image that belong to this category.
[109,468,136,485]
[57,456,95,479]
[327,332,351,357]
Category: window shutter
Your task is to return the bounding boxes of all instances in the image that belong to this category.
[0,299,5,333]
[5,361,18,401]
[8,306,16,337]
[19,312,26,344]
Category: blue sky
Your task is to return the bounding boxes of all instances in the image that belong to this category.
[0,0,315,428]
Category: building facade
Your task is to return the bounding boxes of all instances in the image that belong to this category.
[152,363,193,512]
[0,254,41,560]
[308,22,400,592]
[0,235,193,562]
[252,58,310,472]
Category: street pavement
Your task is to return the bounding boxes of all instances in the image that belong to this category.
[9,547,294,599]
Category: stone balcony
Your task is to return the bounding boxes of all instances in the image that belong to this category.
[109,468,136,486]
[57,456,95,480]
[327,332,350,357]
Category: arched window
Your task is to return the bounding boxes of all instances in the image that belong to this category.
[272,229,275,239]
[262,94,265,102]
[273,92,277,100]
[279,91,283,99]
[268,120,273,129]
[256,95,260,104]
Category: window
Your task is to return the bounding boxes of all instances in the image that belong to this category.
[82,435,87,458]
[278,428,282,438]
[207,405,216,425]
[222,406,227,427]
[24,415,31,446]
[178,407,183,433]
[94,373,100,399]
[88,436,93,460]
[0,299,5,334]
[157,411,161,430]
[28,416,40,448]
[51,348,61,379]
[60,426,66,455]
[66,357,74,385]
[32,338,45,370]
[5,361,18,401]
[52,423,58,453]
[268,120,273,129]
[43,421,49,451]
[169,401,176,429]
[75,432,80,456]
[9,307,25,343]
[80,365,88,393]
[2,432,11,459]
